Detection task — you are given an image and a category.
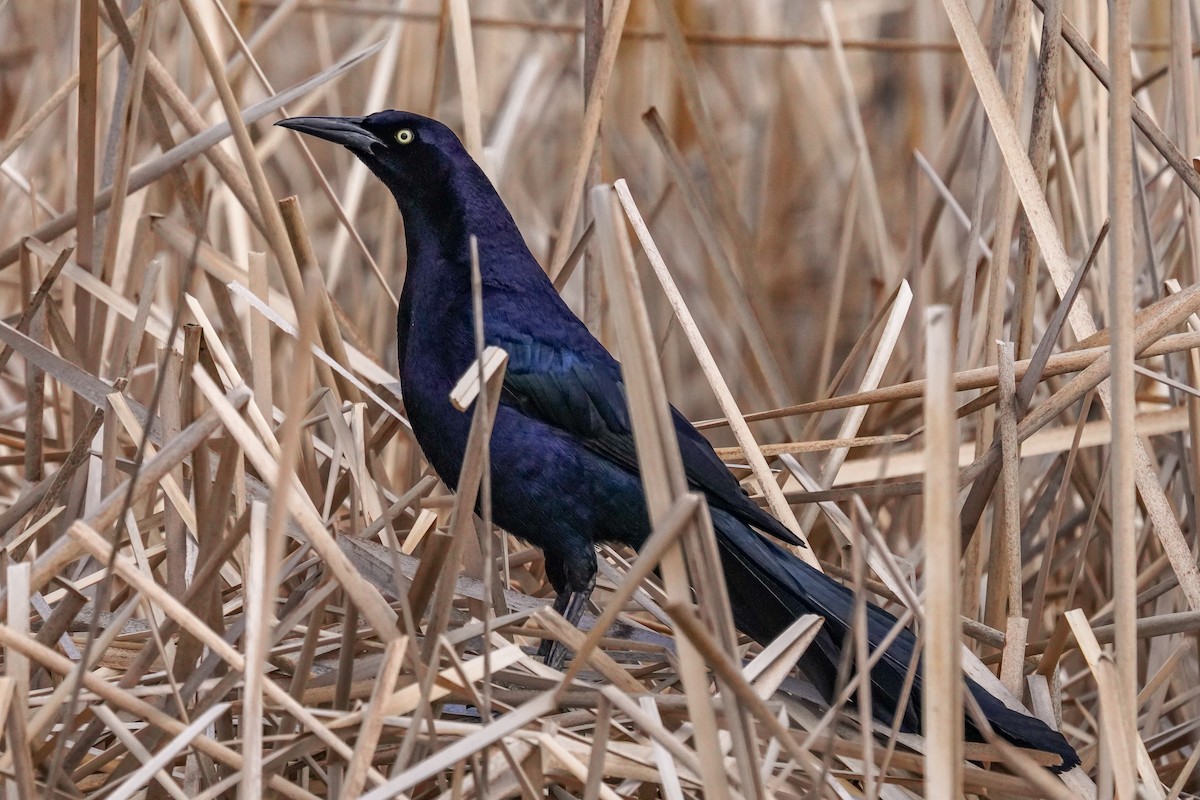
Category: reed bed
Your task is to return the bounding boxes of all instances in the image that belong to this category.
[1,0,1197,797]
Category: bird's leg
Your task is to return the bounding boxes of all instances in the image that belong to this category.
[538,589,593,669]
[537,557,596,669]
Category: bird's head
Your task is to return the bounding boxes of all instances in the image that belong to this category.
[277,109,529,268]
[275,110,467,204]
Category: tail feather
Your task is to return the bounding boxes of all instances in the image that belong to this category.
[711,509,1080,772]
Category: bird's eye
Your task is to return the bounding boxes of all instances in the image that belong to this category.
[395,128,415,145]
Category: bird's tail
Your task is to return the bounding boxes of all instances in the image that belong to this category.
[710,509,1080,772]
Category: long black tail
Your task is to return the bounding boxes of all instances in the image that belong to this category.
[711,508,1080,772]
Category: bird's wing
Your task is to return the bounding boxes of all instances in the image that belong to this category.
[496,333,802,547]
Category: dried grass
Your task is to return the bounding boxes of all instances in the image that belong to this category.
[1,0,1198,796]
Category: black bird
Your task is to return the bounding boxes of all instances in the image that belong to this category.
[277,110,1079,771]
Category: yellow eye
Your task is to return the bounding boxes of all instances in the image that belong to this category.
[395,128,414,145]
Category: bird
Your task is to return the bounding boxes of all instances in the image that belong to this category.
[276,109,1080,772]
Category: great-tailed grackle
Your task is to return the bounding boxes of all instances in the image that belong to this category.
[277,109,1079,771]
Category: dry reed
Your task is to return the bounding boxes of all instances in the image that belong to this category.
[1,1,1197,797]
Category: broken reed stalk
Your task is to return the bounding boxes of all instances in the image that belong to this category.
[592,183,746,800]
[922,306,962,796]
[1108,2,1141,798]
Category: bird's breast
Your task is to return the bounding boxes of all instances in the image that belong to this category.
[397,314,477,488]
[401,377,471,488]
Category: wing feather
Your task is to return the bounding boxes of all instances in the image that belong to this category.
[496,335,802,547]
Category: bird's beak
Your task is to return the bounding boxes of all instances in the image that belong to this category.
[275,115,382,152]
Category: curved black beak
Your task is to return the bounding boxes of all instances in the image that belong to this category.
[275,115,381,152]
